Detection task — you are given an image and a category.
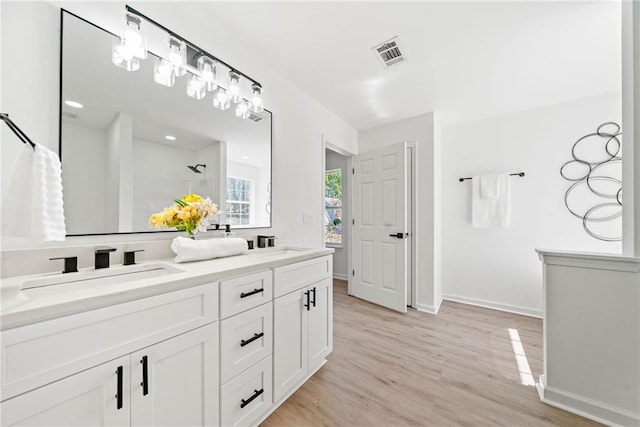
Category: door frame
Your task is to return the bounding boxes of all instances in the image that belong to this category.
[321,137,354,294]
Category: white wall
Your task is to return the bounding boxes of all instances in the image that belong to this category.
[0,1,357,251]
[325,149,348,279]
[359,112,441,313]
[441,92,622,316]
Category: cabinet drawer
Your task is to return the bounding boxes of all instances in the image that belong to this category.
[220,303,273,384]
[274,256,332,297]
[220,355,273,427]
[220,270,273,319]
[1,283,218,401]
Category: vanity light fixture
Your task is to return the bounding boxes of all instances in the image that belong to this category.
[113,5,265,119]
[213,87,231,110]
[235,100,250,119]
[64,100,84,109]
[250,84,263,113]
[186,73,207,100]
[197,56,217,92]
[153,57,175,87]
[111,12,146,71]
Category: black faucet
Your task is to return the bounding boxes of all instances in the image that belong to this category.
[257,235,275,248]
[95,247,117,269]
[49,256,78,274]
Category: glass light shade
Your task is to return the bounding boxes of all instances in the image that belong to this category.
[213,87,231,110]
[122,14,147,59]
[197,56,217,92]
[250,84,264,113]
[168,38,187,77]
[111,38,140,71]
[235,100,250,119]
[186,74,207,100]
[154,57,175,87]
[228,71,242,103]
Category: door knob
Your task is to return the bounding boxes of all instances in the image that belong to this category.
[389,233,407,239]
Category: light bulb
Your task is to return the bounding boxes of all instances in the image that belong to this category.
[168,38,186,77]
[186,74,206,100]
[213,87,230,110]
[111,37,140,71]
[197,56,217,92]
[228,71,242,103]
[122,14,147,59]
[250,84,263,113]
[235,100,250,119]
[154,58,175,87]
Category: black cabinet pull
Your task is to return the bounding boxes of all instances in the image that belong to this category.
[311,287,316,308]
[116,366,123,410]
[304,290,310,311]
[140,355,149,396]
[240,288,263,298]
[240,332,264,347]
[240,388,264,409]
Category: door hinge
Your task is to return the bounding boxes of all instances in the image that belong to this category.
[352,269,355,276]
[352,219,355,225]
[352,168,355,174]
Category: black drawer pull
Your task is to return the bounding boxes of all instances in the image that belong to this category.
[240,288,263,298]
[311,287,316,307]
[140,355,149,396]
[240,388,264,409]
[240,332,264,347]
[116,366,123,410]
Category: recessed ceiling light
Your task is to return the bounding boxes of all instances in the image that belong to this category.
[165,135,176,141]
[64,100,84,109]
[242,156,249,160]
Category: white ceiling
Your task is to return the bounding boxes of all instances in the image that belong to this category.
[192,1,621,130]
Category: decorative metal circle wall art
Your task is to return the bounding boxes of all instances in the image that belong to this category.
[560,122,622,242]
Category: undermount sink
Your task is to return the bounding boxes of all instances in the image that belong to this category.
[20,263,184,299]
[254,247,307,257]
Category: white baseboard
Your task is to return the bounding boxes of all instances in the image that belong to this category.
[537,375,639,427]
[415,300,442,315]
[333,273,348,281]
[442,293,542,318]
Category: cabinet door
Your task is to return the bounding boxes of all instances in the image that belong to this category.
[1,355,130,427]
[308,278,333,370]
[130,323,219,427]
[273,288,308,402]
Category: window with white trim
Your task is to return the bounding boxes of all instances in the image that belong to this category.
[227,176,252,225]
[325,169,342,246]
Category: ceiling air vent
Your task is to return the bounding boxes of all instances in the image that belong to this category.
[248,111,264,122]
[372,37,406,68]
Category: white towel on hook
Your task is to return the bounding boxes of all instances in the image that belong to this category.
[1,143,67,241]
[472,174,510,228]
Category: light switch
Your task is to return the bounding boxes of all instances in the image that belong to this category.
[303,212,313,223]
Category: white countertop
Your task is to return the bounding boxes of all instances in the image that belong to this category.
[0,246,333,331]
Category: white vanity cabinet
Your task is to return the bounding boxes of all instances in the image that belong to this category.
[273,257,333,403]
[0,283,220,427]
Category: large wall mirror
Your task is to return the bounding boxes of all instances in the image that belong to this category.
[60,11,272,235]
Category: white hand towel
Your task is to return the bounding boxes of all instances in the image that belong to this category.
[1,143,66,241]
[479,174,500,200]
[472,174,510,228]
[171,237,249,263]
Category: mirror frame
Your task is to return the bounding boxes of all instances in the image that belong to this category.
[58,9,273,237]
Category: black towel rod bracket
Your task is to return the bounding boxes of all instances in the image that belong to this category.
[1,113,36,150]
[459,172,525,182]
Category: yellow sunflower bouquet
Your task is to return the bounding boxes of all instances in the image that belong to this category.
[149,193,218,237]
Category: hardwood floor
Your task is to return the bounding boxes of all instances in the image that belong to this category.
[261,280,601,427]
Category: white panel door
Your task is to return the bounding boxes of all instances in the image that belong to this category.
[273,288,308,402]
[308,278,333,370]
[352,142,408,312]
[130,323,219,427]
[1,355,130,426]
